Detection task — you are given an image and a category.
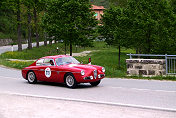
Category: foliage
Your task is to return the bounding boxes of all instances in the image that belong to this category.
[170,0,176,13]
[99,7,130,47]
[0,0,16,38]
[99,6,130,67]
[42,0,97,56]
[109,0,129,7]
[100,0,176,55]
[90,0,109,8]
[126,0,176,54]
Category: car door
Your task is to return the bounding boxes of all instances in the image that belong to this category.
[35,58,45,81]
[41,58,59,82]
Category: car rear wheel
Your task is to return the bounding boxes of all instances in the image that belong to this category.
[27,71,37,84]
[90,80,101,86]
[65,73,77,88]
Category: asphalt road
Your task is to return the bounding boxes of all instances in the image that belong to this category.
[0,66,176,112]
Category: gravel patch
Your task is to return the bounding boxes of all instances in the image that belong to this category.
[67,51,92,57]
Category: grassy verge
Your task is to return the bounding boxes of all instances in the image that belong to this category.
[0,41,176,80]
[75,49,131,78]
[0,59,34,69]
[0,41,105,60]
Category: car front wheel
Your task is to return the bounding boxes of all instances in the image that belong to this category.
[65,73,77,88]
[27,71,37,84]
[90,80,101,86]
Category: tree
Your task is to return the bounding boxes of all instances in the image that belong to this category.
[0,0,15,36]
[109,0,129,7]
[99,6,130,67]
[33,0,45,48]
[90,0,109,8]
[24,0,33,49]
[5,0,23,51]
[43,0,97,56]
[126,0,176,54]
[170,0,176,13]
[16,0,22,51]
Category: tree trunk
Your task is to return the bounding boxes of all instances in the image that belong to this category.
[27,6,32,49]
[44,32,47,46]
[136,48,138,54]
[49,40,52,45]
[44,39,47,46]
[118,45,121,68]
[34,0,39,48]
[17,0,22,51]
[70,41,72,56]
[147,26,151,54]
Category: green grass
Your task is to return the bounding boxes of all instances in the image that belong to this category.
[0,59,34,69]
[0,41,105,60]
[1,41,176,80]
[75,48,131,78]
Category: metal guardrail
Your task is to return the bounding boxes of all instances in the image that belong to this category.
[127,54,176,75]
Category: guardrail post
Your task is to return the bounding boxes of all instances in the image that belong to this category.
[165,54,168,74]
[130,53,132,59]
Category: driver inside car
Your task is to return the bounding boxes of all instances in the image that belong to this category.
[50,60,54,66]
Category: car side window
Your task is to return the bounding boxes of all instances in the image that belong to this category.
[43,58,55,66]
[36,59,44,66]
[56,58,63,66]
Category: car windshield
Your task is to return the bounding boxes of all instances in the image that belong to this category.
[55,57,80,66]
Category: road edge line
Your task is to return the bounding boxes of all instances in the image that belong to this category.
[2,92,176,113]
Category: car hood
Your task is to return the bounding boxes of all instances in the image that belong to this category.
[64,63,99,71]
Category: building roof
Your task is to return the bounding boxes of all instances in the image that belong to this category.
[91,5,105,10]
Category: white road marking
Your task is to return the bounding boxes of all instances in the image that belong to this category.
[1,91,176,112]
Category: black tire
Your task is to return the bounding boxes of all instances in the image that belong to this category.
[27,71,37,84]
[65,73,77,88]
[90,80,101,86]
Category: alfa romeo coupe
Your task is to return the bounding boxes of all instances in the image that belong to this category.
[22,55,105,88]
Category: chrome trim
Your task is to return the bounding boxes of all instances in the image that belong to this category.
[84,76,93,80]
[58,71,80,73]
[23,69,81,73]
[94,70,97,79]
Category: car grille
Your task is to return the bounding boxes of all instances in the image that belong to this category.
[94,70,97,79]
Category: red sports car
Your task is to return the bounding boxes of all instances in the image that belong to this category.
[22,55,105,88]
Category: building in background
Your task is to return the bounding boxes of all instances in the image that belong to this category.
[91,5,105,21]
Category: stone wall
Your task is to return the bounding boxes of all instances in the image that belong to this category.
[0,39,13,46]
[126,59,166,77]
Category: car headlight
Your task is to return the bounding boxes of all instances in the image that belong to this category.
[102,67,105,73]
[81,70,85,76]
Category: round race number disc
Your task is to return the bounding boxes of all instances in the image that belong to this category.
[45,67,51,78]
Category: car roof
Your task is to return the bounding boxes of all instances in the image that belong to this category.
[41,55,71,59]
